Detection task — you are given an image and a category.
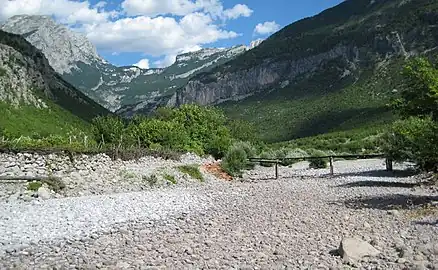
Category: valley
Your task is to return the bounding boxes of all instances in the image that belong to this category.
[0,0,437,268]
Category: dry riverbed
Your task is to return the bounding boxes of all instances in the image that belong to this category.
[1,159,437,269]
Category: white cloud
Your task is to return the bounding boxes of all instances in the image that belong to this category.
[254,21,281,36]
[0,0,114,24]
[153,54,177,68]
[223,4,252,20]
[85,14,238,56]
[121,0,252,20]
[121,0,198,17]
[133,58,150,69]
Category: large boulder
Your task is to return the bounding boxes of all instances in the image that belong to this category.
[339,237,380,264]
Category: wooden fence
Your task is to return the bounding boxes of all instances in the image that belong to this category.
[248,154,392,179]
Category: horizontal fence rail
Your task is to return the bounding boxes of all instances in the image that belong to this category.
[248,154,392,179]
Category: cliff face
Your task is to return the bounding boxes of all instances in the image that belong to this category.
[0,15,104,75]
[169,46,354,106]
[0,30,109,121]
[168,0,437,108]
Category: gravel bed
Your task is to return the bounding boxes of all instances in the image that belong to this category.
[1,159,438,269]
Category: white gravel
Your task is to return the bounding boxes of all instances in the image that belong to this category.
[0,188,209,252]
[1,158,437,269]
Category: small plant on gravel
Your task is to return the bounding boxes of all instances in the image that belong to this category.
[309,158,328,169]
[27,181,42,191]
[42,176,66,192]
[221,141,255,177]
[178,165,204,182]
[119,169,136,179]
[163,174,177,184]
[143,174,158,186]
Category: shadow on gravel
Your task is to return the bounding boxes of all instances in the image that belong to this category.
[414,220,438,226]
[342,194,438,210]
[334,169,418,179]
[337,180,421,189]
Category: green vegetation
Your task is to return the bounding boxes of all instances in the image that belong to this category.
[119,169,136,179]
[309,158,328,169]
[27,181,42,191]
[221,142,255,177]
[42,176,66,192]
[91,104,233,158]
[178,165,204,182]
[382,57,438,172]
[221,60,398,143]
[0,101,93,139]
[143,174,158,186]
[163,174,177,184]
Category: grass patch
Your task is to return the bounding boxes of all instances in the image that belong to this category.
[43,177,66,192]
[163,174,177,184]
[27,181,42,191]
[142,174,158,186]
[178,165,204,182]
[119,169,136,179]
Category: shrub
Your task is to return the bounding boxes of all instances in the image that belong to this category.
[282,148,308,166]
[92,116,125,145]
[221,142,255,177]
[178,165,204,182]
[309,158,328,169]
[259,150,275,167]
[204,127,232,159]
[382,116,438,171]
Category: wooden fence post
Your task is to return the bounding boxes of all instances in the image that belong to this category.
[329,157,334,175]
[275,161,278,179]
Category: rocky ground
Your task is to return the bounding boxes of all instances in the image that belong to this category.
[1,158,438,269]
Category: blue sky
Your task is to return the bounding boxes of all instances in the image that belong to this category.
[0,0,344,68]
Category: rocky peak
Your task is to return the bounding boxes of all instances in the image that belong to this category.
[248,39,264,50]
[0,15,104,74]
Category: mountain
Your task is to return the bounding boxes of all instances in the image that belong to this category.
[0,29,109,137]
[0,15,262,112]
[162,0,438,142]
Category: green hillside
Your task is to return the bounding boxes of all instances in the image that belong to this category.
[176,0,438,143]
[0,30,110,140]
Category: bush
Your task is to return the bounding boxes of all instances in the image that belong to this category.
[178,165,204,182]
[259,150,275,167]
[134,119,190,151]
[382,116,438,171]
[309,158,328,169]
[92,116,125,145]
[221,142,256,177]
[282,148,308,166]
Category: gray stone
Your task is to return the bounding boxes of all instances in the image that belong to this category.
[387,210,400,216]
[37,187,51,200]
[339,237,380,263]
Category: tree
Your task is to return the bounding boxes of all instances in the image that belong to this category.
[91,116,125,145]
[394,57,438,119]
